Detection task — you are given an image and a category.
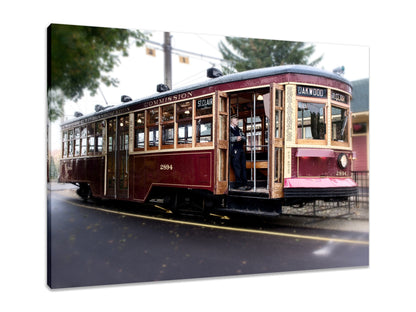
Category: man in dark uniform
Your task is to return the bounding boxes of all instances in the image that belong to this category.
[230,117,251,190]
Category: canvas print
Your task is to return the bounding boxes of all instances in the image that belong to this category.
[47,24,369,289]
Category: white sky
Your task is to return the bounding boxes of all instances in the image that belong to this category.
[50,30,369,150]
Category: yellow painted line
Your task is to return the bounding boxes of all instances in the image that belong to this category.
[59,198,368,246]
[209,213,231,220]
[154,204,173,214]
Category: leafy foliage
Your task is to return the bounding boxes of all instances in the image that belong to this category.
[48,24,148,121]
[219,37,322,74]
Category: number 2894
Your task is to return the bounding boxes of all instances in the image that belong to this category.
[160,164,173,170]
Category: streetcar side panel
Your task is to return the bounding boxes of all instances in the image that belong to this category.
[58,157,105,197]
[131,150,214,202]
[284,148,357,202]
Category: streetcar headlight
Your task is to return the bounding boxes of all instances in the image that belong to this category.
[337,153,348,169]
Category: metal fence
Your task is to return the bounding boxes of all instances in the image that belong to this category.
[282,171,369,217]
[352,171,369,208]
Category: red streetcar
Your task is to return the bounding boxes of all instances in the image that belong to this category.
[59,65,357,216]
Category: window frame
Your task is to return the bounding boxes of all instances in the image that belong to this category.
[330,101,350,147]
[195,96,214,147]
[62,130,69,158]
[95,121,104,154]
[134,111,145,151]
[161,104,175,149]
[296,96,327,145]
[80,126,87,156]
[147,107,160,150]
[128,94,216,153]
[176,100,193,148]
[74,127,81,156]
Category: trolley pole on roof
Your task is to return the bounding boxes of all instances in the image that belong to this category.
[163,32,172,89]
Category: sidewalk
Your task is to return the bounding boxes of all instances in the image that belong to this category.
[281,199,369,233]
[274,214,369,233]
[48,182,77,191]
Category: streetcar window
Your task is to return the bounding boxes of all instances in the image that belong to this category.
[81,127,87,137]
[177,101,192,146]
[178,124,192,144]
[75,138,80,156]
[148,127,159,147]
[108,136,113,152]
[275,109,283,139]
[119,116,129,130]
[63,141,68,158]
[118,116,129,151]
[161,105,174,147]
[196,118,212,143]
[134,112,145,150]
[87,123,95,155]
[246,116,262,151]
[88,137,95,154]
[196,97,213,144]
[148,108,159,125]
[196,97,213,116]
[275,147,283,183]
[97,136,103,153]
[162,104,174,122]
[135,128,145,149]
[68,129,74,157]
[96,121,103,153]
[297,102,326,140]
[120,133,129,151]
[81,126,87,156]
[87,123,94,136]
[162,124,174,145]
[107,119,116,153]
[275,89,284,139]
[331,106,349,142]
[74,127,81,156]
[177,101,192,120]
[62,131,68,158]
[147,108,159,149]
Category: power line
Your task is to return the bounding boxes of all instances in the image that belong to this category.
[145,39,230,63]
[173,70,207,88]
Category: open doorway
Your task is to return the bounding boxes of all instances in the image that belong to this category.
[229,88,270,194]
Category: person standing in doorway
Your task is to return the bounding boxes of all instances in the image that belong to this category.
[230,117,251,190]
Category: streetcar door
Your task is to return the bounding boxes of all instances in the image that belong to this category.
[106,118,116,198]
[116,115,130,199]
[269,84,284,198]
[105,115,130,199]
[214,91,229,194]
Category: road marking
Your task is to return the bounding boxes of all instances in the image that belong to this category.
[58,197,369,246]
[153,204,173,214]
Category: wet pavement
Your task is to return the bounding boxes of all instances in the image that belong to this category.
[48,184,369,289]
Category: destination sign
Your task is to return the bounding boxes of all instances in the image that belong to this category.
[297,86,327,98]
[331,91,348,104]
[196,97,213,109]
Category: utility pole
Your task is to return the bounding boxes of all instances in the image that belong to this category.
[163,32,172,89]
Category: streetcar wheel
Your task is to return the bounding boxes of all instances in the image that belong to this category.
[76,183,91,201]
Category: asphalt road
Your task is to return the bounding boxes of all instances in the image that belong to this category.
[48,189,369,289]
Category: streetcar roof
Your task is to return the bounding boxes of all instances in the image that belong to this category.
[61,64,352,126]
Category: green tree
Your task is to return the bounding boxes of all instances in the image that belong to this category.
[219,37,322,74]
[48,24,148,122]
